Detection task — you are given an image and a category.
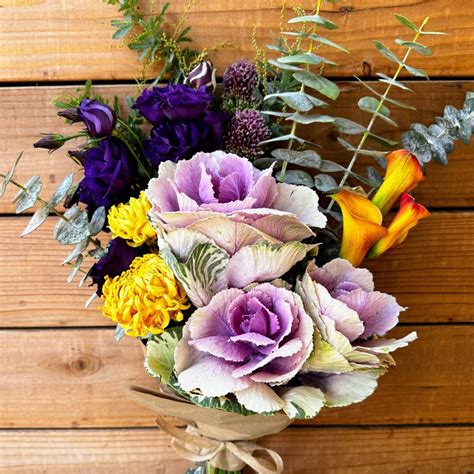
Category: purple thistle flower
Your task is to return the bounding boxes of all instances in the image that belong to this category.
[223,59,258,100]
[225,109,271,159]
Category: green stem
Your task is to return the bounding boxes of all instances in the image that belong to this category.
[117,118,145,152]
[280,0,323,182]
[114,132,153,179]
[204,463,241,474]
[326,17,430,212]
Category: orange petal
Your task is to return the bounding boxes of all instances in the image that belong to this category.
[332,189,387,267]
[372,149,425,216]
[368,193,430,258]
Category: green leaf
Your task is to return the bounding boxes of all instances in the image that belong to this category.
[395,39,432,56]
[358,96,391,117]
[160,243,229,307]
[282,32,349,53]
[21,205,50,237]
[394,14,419,32]
[333,118,367,135]
[259,134,309,146]
[67,254,83,283]
[48,173,74,208]
[145,329,181,384]
[0,151,23,198]
[271,149,322,168]
[278,53,336,67]
[376,73,414,92]
[288,14,338,30]
[293,71,340,100]
[373,40,401,64]
[403,63,429,78]
[287,113,335,125]
[319,160,346,173]
[337,137,387,159]
[420,30,448,36]
[89,206,106,235]
[264,92,328,112]
[268,59,303,72]
[54,206,91,245]
[314,174,338,192]
[14,176,42,214]
[276,169,314,187]
[63,238,90,265]
[367,133,398,148]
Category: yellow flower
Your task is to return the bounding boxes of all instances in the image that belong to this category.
[368,193,430,258]
[108,192,156,247]
[372,149,425,216]
[100,254,189,337]
[332,189,387,267]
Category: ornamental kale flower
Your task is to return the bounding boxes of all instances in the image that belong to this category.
[101,253,189,338]
[133,84,212,125]
[225,109,271,159]
[78,99,117,138]
[89,237,144,296]
[223,59,257,101]
[184,61,217,91]
[78,137,136,211]
[296,258,416,408]
[147,151,326,307]
[143,112,226,166]
[175,284,314,413]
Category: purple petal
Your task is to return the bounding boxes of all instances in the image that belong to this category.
[338,288,404,338]
[230,332,275,346]
[249,168,279,208]
[189,336,252,362]
[252,215,314,242]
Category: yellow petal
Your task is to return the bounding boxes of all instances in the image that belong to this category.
[372,150,425,216]
[332,189,387,267]
[369,193,430,258]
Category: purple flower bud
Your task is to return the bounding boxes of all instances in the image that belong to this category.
[184,61,217,91]
[225,109,271,159]
[33,134,66,151]
[67,149,87,166]
[78,99,117,138]
[223,59,258,101]
[57,108,81,122]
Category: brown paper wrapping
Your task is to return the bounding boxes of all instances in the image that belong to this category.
[127,385,291,472]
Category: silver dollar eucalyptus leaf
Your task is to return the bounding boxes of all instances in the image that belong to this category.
[0,151,23,198]
[314,174,338,192]
[271,149,321,168]
[276,170,315,187]
[67,254,84,283]
[89,206,106,236]
[48,173,74,208]
[54,206,90,245]
[63,238,90,265]
[14,175,42,214]
[21,205,50,237]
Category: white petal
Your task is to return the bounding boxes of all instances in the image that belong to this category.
[235,384,284,413]
[273,183,327,228]
[278,386,325,419]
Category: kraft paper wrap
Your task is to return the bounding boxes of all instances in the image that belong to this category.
[127,385,291,472]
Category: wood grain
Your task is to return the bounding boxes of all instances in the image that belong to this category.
[1,82,474,215]
[0,0,471,82]
[1,427,474,473]
[1,325,473,428]
[1,212,472,327]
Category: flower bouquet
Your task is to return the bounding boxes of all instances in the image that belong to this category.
[2,1,473,472]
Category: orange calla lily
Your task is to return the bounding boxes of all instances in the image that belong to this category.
[368,193,430,258]
[332,189,387,267]
[372,149,425,216]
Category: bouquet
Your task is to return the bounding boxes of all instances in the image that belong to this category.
[2,1,473,472]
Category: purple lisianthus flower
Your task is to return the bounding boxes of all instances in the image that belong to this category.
[175,284,314,413]
[89,237,144,296]
[78,137,136,211]
[143,111,226,166]
[78,99,117,138]
[133,84,212,125]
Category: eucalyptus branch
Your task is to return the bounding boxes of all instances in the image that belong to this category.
[280,0,323,182]
[326,16,430,211]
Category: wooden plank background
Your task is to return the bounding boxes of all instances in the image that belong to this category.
[1,0,474,472]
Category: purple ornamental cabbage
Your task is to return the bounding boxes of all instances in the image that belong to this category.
[296,258,416,408]
[78,99,117,138]
[146,151,327,305]
[175,284,314,414]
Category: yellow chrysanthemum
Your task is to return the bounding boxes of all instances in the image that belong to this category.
[108,192,156,247]
[100,254,189,337]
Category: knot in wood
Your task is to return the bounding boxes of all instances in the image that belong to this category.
[68,353,101,376]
